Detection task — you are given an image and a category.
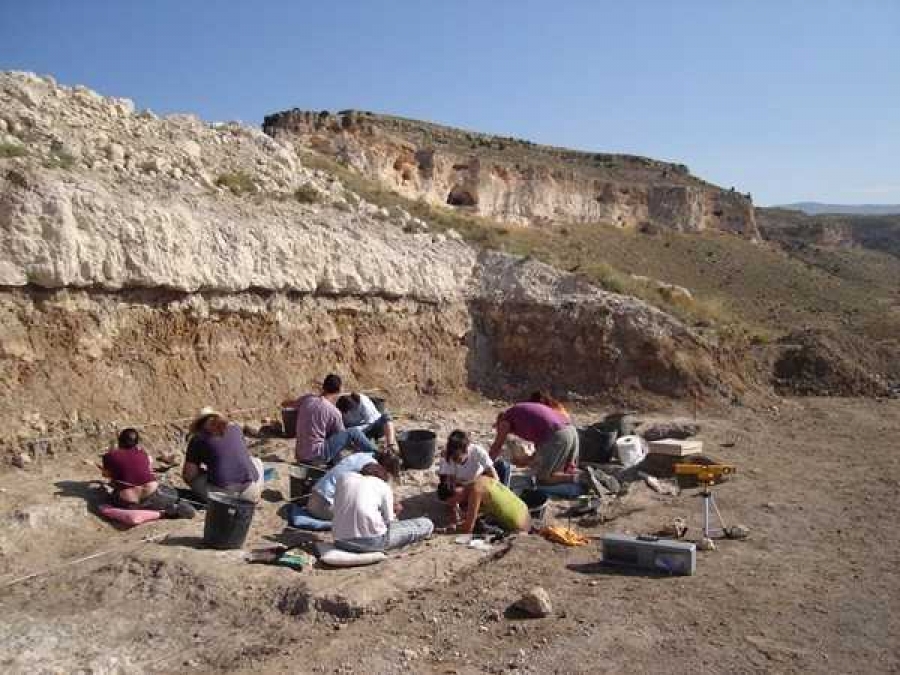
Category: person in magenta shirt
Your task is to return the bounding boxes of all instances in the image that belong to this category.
[488,402,580,487]
[102,428,195,518]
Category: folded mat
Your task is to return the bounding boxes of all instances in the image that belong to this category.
[315,542,385,567]
[98,503,162,526]
[287,504,332,531]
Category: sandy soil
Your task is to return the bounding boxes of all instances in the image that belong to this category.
[1,396,898,674]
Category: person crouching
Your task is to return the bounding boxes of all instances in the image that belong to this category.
[332,464,433,553]
[101,428,195,518]
[182,408,264,503]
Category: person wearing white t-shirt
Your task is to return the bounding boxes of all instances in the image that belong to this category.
[437,430,505,526]
[336,392,398,451]
[332,464,433,553]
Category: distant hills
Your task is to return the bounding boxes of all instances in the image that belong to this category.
[778,202,900,216]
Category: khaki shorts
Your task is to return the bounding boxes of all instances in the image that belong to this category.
[532,426,579,482]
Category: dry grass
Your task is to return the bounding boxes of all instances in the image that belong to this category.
[299,150,900,344]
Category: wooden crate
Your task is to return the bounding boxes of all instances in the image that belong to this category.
[648,438,703,456]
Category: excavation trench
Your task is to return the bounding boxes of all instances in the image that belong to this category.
[0,285,730,458]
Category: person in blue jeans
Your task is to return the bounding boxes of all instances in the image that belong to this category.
[285,374,379,466]
[336,392,398,451]
[332,464,433,553]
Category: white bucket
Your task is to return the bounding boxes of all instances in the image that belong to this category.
[616,435,648,468]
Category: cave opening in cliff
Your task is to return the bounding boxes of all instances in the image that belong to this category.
[447,187,477,207]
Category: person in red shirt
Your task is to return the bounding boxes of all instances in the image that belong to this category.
[101,428,195,518]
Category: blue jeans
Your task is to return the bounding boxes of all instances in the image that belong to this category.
[362,413,391,440]
[336,517,434,553]
[534,482,586,499]
[323,427,378,462]
[493,458,511,486]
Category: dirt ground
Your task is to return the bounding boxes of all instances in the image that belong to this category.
[1,396,898,675]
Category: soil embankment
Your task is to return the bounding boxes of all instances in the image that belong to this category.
[0,72,743,459]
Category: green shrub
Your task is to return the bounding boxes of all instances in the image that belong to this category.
[215,171,257,196]
[0,142,27,159]
[43,148,76,170]
[294,183,322,204]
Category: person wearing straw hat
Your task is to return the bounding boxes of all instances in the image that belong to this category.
[182,407,264,503]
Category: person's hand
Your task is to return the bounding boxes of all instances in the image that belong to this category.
[393,501,403,515]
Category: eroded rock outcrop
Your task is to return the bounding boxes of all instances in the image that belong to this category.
[263,110,758,237]
[0,72,744,451]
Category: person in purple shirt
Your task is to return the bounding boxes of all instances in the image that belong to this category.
[286,374,378,465]
[182,408,263,503]
[488,401,580,487]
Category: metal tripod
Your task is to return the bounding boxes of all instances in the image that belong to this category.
[699,485,728,539]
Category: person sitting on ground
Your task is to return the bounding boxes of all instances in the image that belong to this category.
[182,408,264,503]
[437,429,510,525]
[285,373,378,465]
[459,475,531,535]
[307,450,402,521]
[101,428,195,518]
[489,402,582,490]
[336,392,398,452]
[527,390,571,421]
[332,464,433,553]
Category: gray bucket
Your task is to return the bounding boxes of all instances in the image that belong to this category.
[281,407,298,439]
[398,429,437,470]
[289,464,326,500]
[203,492,256,550]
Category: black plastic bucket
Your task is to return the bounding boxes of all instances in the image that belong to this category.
[520,489,549,524]
[281,407,298,439]
[202,492,256,549]
[578,427,618,464]
[602,412,635,437]
[398,429,437,470]
[289,464,326,501]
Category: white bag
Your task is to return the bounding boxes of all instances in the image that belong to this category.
[616,435,648,468]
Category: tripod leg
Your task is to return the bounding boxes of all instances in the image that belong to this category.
[703,492,710,539]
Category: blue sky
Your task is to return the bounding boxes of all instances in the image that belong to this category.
[1,1,897,205]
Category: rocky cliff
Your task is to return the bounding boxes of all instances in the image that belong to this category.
[0,72,744,453]
[263,110,759,238]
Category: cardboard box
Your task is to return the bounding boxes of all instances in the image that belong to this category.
[648,438,703,456]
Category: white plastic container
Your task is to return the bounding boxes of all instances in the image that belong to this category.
[616,435,648,468]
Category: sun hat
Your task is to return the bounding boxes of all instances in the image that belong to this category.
[189,406,225,434]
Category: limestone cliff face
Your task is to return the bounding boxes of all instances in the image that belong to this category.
[0,72,750,452]
[263,110,758,238]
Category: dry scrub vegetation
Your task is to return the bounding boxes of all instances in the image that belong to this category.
[299,150,900,354]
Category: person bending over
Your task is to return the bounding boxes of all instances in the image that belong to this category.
[307,450,401,521]
[527,390,571,421]
[285,373,377,465]
[489,402,580,488]
[182,408,263,503]
[437,429,510,525]
[336,392,398,451]
[332,464,433,553]
[459,475,531,535]
[102,428,195,518]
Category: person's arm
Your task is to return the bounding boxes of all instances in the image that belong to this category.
[460,480,487,534]
[489,419,511,460]
[182,438,202,484]
[478,447,498,480]
[100,454,112,479]
[381,483,395,523]
[182,462,200,484]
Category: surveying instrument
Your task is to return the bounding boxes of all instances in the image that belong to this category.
[673,462,736,540]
